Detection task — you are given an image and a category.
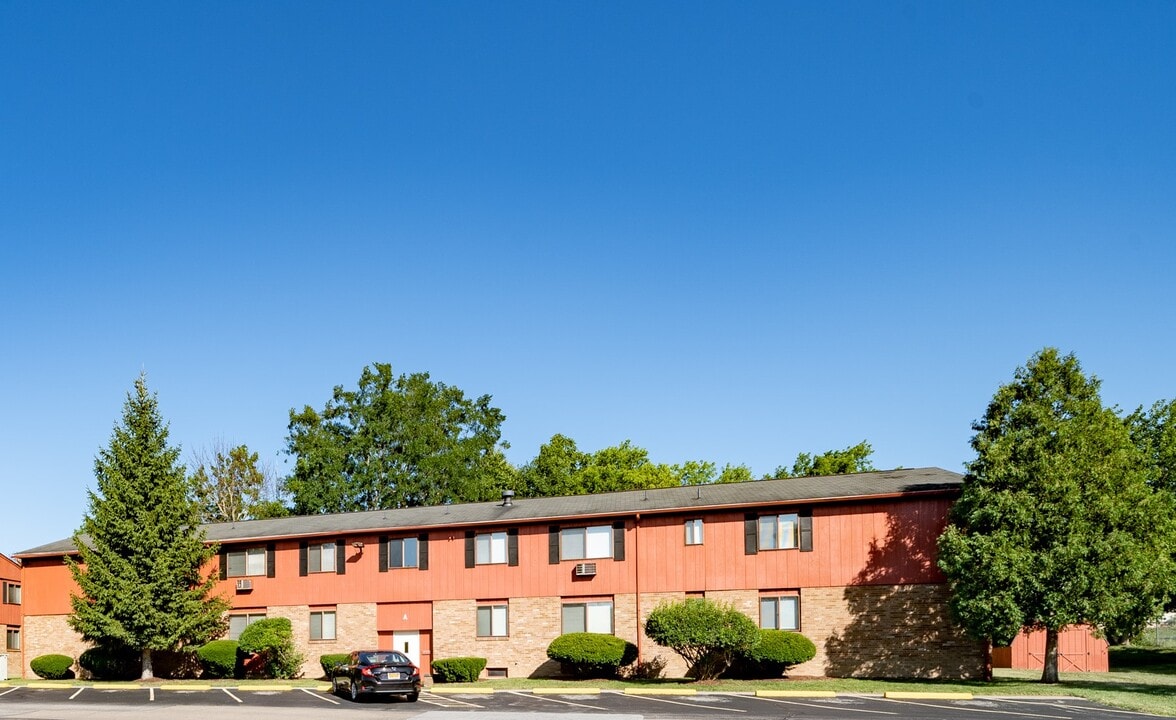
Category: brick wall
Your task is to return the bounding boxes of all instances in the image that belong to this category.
[433,597,564,679]
[1,623,22,679]
[266,602,377,679]
[22,615,85,678]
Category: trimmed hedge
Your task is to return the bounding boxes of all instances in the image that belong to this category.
[729,630,817,678]
[319,653,350,678]
[30,654,75,680]
[79,646,138,680]
[197,640,240,679]
[431,657,487,683]
[238,618,304,679]
[546,633,638,678]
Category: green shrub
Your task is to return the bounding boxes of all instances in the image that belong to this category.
[238,618,304,679]
[319,653,350,678]
[729,630,817,678]
[197,640,241,679]
[30,654,75,680]
[546,633,638,678]
[431,657,487,683]
[644,598,759,680]
[78,645,138,680]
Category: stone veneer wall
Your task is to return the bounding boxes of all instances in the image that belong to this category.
[1,623,22,679]
[433,597,563,678]
[21,615,85,678]
[266,603,377,679]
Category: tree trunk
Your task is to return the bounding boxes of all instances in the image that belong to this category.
[1040,628,1059,684]
[141,647,154,681]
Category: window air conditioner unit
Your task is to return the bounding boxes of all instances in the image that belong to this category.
[574,562,597,577]
[235,579,253,592]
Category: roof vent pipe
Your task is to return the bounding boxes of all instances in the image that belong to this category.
[501,490,515,507]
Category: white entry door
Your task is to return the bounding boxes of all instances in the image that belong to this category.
[392,630,421,667]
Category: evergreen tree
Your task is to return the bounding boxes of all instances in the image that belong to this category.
[938,349,1176,683]
[67,375,228,679]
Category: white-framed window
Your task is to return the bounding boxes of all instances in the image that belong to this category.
[388,537,419,568]
[308,542,336,573]
[227,548,267,577]
[310,610,337,640]
[758,513,799,550]
[2,581,20,604]
[684,519,704,546]
[476,604,508,637]
[5,627,19,651]
[476,532,508,565]
[760,595,800,630]
[561,525,612,560]
[227,612,266,640]
[561,600,614,634]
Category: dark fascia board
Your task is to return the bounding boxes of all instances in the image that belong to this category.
[15,467,961,558]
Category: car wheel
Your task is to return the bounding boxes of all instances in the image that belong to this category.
[331,677,340,696]
[350,680,359,702]
[407,691,419,703]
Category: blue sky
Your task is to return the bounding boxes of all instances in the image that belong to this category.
[2,2,1174,556]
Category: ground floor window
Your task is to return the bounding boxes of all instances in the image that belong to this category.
[5,627,18,651]
[310,610,337,640]
[477,604,508,637]
[562,600,613,634]
[760,595,799,630]
[228,612,266,640]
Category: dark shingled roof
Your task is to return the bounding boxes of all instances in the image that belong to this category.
[16,467,961,557]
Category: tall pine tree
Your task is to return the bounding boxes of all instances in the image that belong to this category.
[68,375,228,679]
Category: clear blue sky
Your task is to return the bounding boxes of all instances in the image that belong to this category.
[2,2,1173,557]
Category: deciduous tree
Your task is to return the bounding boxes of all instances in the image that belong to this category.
[938,349,1176,683]
[190,441,284,522]
[68,375,228,680]
[772,440,875,478]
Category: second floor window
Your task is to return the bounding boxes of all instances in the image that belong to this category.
[308,542,336,573]
[476,532,507,565]
[389,537,419,568]
[2,581,19,604]
[684,519,704,545]
[759,513,799,550]
[227,548,267,577]
[561,525,612,560]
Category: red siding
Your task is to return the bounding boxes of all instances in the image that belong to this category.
[992,627,1109,672]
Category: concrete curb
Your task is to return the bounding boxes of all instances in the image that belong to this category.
[236,685,292,691]
[24,682,75,689]
[429,686,495,694]
[756,690,837,698]
[531,687,601,695]
[624,687,697,695]
[884,691,974,700]
[160,684,213,690]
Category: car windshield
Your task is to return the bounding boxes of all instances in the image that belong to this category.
[360,652,408,665]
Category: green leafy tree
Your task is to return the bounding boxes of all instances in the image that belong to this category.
[1127,399,1176,495]
[284,363,506,513]
[772,440,875,478]
[517,434,588,497]
[190,442,285,522]
[717,463,755,484]
[938,349,1176,683]
[67,376,229,680]
[643,598,759,680]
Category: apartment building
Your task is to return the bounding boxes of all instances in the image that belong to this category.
[1,553,21,680]
[16,467,990,679]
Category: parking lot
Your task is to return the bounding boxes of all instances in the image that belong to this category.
[0,684,1162,720]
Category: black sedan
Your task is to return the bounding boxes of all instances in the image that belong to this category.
[331,650,422,702]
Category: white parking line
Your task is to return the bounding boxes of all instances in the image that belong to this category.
[876,696,1072,719]
[998,698,1157,716]
[754,695,898,715]
[608,690,746,712]
[299,687,339,705]
[0,688,18,697]
[149,687,155,702]
[507,690,601,710]
[420,692,483,708]
[221,688,242,703]
[69,687,85,700]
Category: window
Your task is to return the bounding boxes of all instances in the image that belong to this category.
[308,542,336,573]
[389,537,419,568]
[684,519,704,545]
[5,627,19,651]
[310,610,337,641]
[760,595,800,630]
[227,548,267,577]
[561,526,612,560]
[476,604,508,637]
[2,581,19,604]
[562,601,613,634]
[476,532,507,565]
[228,613,266,640]
[758,513,799,550]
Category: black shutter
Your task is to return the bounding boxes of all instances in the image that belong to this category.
[266,544,276,578]
[549,526,560,564]
[744,514,759,555]
[418,534,429,570]
[465,531,476,568]
[219,550,227,580]
[612,521,626,561]
[378,536,389,573]
[336,538,347,574]
[507,528,519,566]
[299,542,308,576]
[799,510,813,552]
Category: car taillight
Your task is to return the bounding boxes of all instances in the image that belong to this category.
[360,666,377,678]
